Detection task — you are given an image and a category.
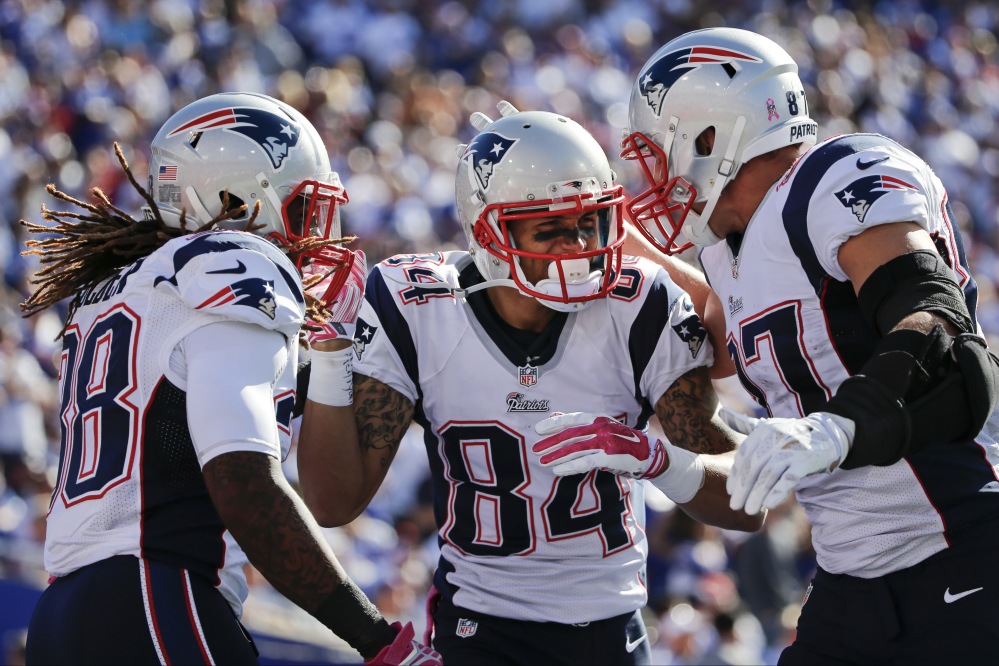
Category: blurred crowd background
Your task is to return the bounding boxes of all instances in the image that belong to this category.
[1,0,997,664]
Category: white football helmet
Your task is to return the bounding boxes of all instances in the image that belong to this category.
[147,92,349,274]
[455,104,625,312]
[622,28,818,254]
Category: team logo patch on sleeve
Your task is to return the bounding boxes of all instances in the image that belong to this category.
[835,174,918,224]
[197,277,277,319]
[353,317,378,361]
[672,313,706,358]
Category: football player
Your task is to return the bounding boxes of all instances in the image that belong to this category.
[21,92,439,666]
[297,102,761,665]
[618,27,999,664]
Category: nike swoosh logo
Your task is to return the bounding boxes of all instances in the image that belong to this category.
[944,586,984,603]
[206,260,247,275]
[856,155,889,170]
[625,635,647,653]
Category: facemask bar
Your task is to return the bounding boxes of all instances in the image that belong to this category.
[275,177,349,269]
[473,187,627,303]
[620,132,697,256]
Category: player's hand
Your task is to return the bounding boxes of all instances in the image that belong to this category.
[718,405,760,435]
[727,412,854,515]
[303,249,366,346]
[533,412,668,479]
[364,621,441,666]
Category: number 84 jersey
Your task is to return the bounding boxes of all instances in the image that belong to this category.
[353,250,711,623]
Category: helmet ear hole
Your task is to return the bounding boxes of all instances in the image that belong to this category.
[695,127,716,156]
[220,192,247,216]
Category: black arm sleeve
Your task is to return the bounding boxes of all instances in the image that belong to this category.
[293,360,311,418]
[823,251,999,469]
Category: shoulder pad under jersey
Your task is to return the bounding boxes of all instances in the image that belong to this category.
[153,230,305,336]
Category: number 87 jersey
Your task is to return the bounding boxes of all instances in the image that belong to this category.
[700,133,999,578]
[353,250,711,624]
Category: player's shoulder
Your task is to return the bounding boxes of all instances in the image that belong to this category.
[784,133,931,204]
[150,230,305,334]
[371,250,462,281]
[367,250,466,308]
[610,255,680,303]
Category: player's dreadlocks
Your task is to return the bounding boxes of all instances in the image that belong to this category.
[20,142,351,337]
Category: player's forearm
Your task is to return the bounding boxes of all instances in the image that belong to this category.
[679,452,764,531]
[298,399,383,526]
[204,450,398,657]
[205,451,348,606]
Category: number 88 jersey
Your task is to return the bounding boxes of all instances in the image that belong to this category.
[44,230,304,616]
[354,250,711,624]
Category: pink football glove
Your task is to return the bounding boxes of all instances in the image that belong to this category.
[533,412,668,479]
[303,249,366,344]
[364,621,442,666]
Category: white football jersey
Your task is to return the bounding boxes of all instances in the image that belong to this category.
[44,230,303,615]
[353,251,712,623]
[701,133,999,578]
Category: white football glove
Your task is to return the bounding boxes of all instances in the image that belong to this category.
[726,411,854,515]
[533,412,667,479]
[364,621,441,666]
[303,249,366,345]
[717,404,761,435]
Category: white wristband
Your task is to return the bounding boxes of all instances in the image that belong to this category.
[649,442,705,504]
[308,347,354,406]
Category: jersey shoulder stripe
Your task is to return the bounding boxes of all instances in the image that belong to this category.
[625,261,704,390]
[362,263,420,392]
[150,230,304,335]
[782,133,894,293]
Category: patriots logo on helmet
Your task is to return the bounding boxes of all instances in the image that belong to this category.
[638,47,762,116]
[197,277,278,319]
[835,174,917,224]
[462,132,518,190]
[166,107,301,169]
[672,313,706,358]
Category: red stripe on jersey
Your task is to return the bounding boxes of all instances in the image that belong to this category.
[140,558,171,666]
[182,571,214,665]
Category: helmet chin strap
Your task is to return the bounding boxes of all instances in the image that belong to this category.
[185,185,216,225]
[682,115,746,248]
[526,258,601,312]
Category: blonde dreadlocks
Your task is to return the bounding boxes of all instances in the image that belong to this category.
[21,142,354,336]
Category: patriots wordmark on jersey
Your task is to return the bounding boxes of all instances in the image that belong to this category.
[700,133,999,578]
[354,251,712,623]
[45,230,304,616]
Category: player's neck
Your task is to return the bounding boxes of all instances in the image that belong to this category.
[486,286,557,332]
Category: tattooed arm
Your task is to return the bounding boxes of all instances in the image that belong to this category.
[205,451,353,607]
[655,366,764,531]
[298,371,415,527]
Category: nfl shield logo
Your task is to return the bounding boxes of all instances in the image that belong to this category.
[456,618,478,638]
[519,364,538,387]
